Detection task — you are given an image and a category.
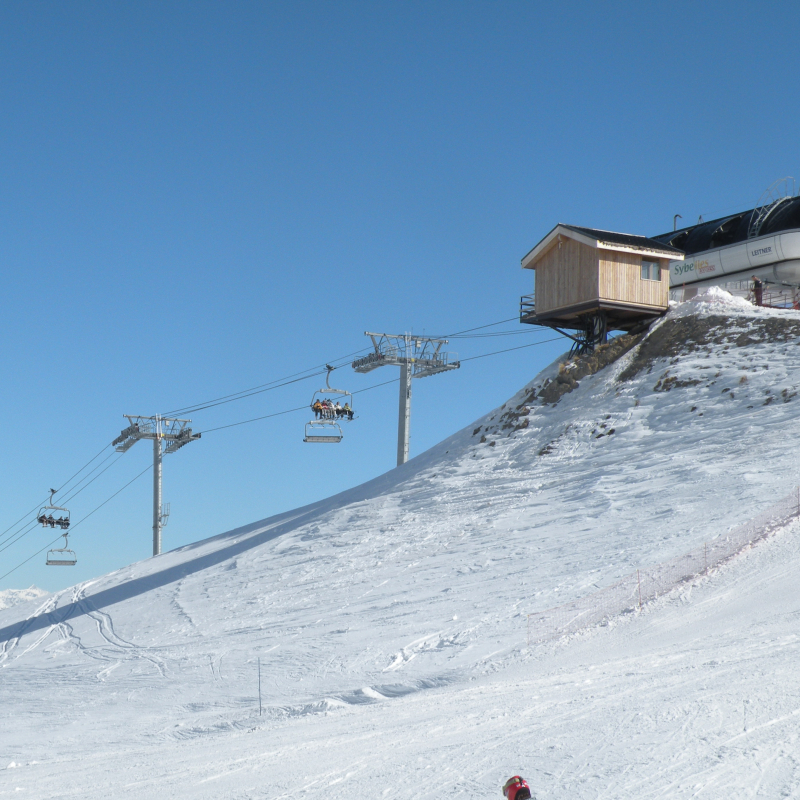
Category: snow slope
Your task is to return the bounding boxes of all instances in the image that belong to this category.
[3,291,800,798]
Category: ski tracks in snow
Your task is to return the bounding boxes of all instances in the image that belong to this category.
[0,580,168,679]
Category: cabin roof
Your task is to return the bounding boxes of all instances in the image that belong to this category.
[522,223,685,269]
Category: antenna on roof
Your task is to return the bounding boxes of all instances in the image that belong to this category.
[673,214,682,231]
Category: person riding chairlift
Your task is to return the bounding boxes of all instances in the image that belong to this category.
[502,775,533,800]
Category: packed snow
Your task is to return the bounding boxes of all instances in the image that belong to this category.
[3,292,800,798]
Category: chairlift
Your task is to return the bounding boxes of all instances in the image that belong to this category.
[304,420,344,443]
[304,366,355,444]
[37,488,70,530]
[46,532,77,566]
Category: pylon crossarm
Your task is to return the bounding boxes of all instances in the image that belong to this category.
[353,331,460,465]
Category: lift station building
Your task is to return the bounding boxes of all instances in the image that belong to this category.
[520,224,684,351]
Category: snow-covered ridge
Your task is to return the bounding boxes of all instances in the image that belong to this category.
[0,585,48,611]
[4,290,800,798]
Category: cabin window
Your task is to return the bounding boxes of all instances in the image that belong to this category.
[641,260,661,281]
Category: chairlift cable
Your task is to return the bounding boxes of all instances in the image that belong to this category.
[202,337,562,435]
[0,463,153,583]
[0,442,115,548]
[164,371,332,416]
[66,462,153,534]
[60,452,125,506]
[0,521,40,555]
[160,317,535,419]
[446,317,519,335]
[447,329,544,338]
[459,337,564,362]
[55,442,113,496]
[0,454,126,555]
[0,510,44,549]
[0,448,122,551]
[202,405,309,434]
[160,347,373,417]
[0,535,65,582]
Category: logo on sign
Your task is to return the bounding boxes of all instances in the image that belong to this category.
[751,246,773,257]
[674,259,716,276]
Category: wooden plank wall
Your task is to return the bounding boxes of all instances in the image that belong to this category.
[598,252,669,308]
[534,238,598,314]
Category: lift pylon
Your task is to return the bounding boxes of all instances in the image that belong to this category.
[352,332,459,466]
[112,415,200,556]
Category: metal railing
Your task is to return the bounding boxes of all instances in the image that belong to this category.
[520,292,536,322]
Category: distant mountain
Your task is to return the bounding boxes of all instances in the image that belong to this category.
[0,585,48,611]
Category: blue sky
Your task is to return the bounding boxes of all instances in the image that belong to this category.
[2,0,800,591]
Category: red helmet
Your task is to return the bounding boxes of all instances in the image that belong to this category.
[502,775,532,800]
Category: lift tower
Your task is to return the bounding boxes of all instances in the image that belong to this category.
[352,333,459,466]
[112,415,201,556]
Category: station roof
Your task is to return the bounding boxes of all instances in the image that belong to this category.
[522,223,685,269]
[651,196,800,255]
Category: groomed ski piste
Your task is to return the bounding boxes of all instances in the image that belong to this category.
[4,288,800,798]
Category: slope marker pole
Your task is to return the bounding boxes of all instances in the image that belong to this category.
[637,570,642,609]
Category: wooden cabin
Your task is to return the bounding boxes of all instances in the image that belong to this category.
[520,224,684,345]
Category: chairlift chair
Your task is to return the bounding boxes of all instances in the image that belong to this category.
[46,532,77,566]
[304,420,344,443]
[37,488,70,530]
[304,366,355,444]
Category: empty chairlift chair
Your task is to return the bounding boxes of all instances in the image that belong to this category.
[46,532,77,566]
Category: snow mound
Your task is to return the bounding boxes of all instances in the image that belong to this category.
[670,285,798,320]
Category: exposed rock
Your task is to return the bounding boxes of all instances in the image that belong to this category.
[618,315,800,382]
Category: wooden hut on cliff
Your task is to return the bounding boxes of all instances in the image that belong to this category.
[520,224,684,351]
